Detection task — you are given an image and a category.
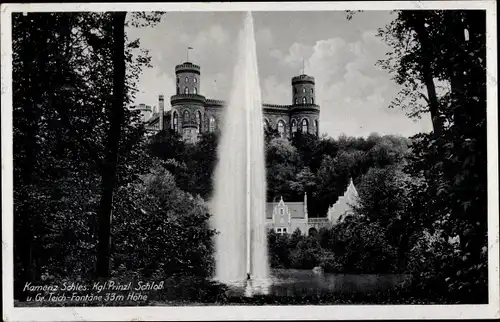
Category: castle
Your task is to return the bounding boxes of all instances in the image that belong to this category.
[135,60,358,235]
[133,60,320,142]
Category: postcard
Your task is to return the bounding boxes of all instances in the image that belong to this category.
[1,1,498,321]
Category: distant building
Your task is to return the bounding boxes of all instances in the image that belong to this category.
[327,178,359,224]
[133,103,154,122]
[266,179,359,236]
[130,95,166,135]
[266,194,309,235]
[134,59,320,143]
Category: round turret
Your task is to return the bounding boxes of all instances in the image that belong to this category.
[290,74,319,137]
[175,62,201,95]
[292,74,315,106]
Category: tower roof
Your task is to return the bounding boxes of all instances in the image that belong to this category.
[175,62,200,74]
[292,74,315,84]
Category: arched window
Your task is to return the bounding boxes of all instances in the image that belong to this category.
[277,120,285,137]
[173,111,178,132]
[311,88,314,94]
[185,76,189,83]
[294,98,298,105]
[184,87,189,94]
[302,88,306,93]
[176,77,179,84]
[291,119,297,134]
[315,119,319,136]
[193,77,197,83]
[311,97,314,105]
[302,97,307,104]
[209,116,216,133]
[293,87,297,94]
[196,111,202,133]
[263,118,270,130]
[177,87,180,94]
[193,87,198,94]
[302,118,309,133]
[183,110,190,123]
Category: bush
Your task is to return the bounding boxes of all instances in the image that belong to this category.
[111,165,217,279]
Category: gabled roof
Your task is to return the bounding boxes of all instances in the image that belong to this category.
[328,178,359,224]
[265,198,305,219]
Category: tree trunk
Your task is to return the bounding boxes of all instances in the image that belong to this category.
[14,14,41,300]
[95,12,127,278]
[407,11,443,137]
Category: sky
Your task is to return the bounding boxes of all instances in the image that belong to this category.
[126,11,433,138]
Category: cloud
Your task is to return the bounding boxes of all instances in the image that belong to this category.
[265,31,433,137]
[128,12,431,138]
[261,75,291,105]
[134,67,176,110]
[190,25,230,48]
[203,72,230,99]
[128,17,238,104]
[255,27,274,50]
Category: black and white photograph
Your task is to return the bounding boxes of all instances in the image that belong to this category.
[1,2,499,321]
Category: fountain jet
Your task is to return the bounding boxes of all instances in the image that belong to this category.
[211,12,269,294]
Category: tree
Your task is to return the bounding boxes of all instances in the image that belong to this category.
[377,10,487,300]
[112,165,217,279]
[377,11,443,134]
[96,11,127,279]
[289,237,322,269]
[12,11,162,298]
[354,165,418,269]
[265,137,301,201]
[333,218,398,273]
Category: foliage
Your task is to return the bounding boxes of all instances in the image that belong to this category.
[267,217,398,274]
[12,12,140,290]
[148,130,219,200]
[322,217,398,273]
[112,165,217,279]
[377,10,488,300]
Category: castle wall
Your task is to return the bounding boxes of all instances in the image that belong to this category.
[204,101,225,133]
[290,219,308,235]
[263,107,292,138]
[290,108,320,136]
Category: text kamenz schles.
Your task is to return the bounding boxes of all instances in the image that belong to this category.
[23,280,164,293]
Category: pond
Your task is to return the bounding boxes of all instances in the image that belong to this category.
[225,269,410,297]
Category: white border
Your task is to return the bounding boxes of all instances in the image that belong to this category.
[1,1,498,321]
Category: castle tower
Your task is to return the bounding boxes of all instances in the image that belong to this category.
[290,74,320,137]
[171,61,205,144]
[176,62,200,95]
[292,74,315,106]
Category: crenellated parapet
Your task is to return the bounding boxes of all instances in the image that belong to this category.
[292,74,315,84]
[175,62,201,75]
[291,104,320,112]
[205,98,226,107]
[170,94,206,105]
[262,103,292,109]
